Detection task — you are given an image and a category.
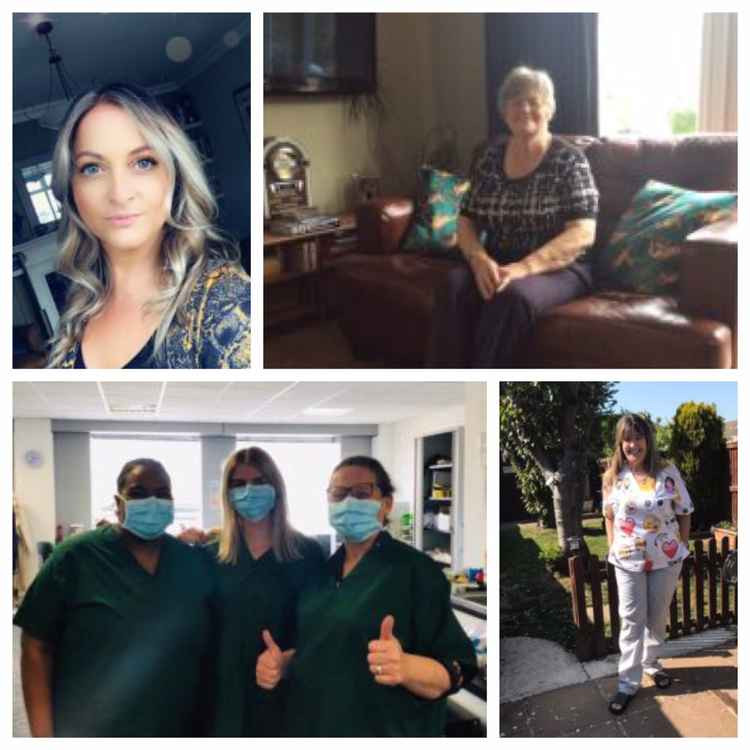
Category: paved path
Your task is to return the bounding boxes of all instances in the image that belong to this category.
[500,638,737,737]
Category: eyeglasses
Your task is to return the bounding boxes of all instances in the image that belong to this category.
[119,488,172,500]
[327,483,376,502]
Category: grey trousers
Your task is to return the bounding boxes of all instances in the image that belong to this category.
[614,562,684,695]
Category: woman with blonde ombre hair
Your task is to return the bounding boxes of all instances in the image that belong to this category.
[602,413,693,715]
[47,82,250,368]
[207,446,325,736]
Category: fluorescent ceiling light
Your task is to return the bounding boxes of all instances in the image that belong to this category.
[303,407,352,417]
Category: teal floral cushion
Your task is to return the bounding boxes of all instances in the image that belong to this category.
[402,167,470,253]
[597,180,737,294]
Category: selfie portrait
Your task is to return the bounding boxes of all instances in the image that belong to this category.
[12,13,251,369]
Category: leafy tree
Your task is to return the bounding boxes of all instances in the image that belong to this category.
[655,418,673,456]
[670,109,697,135]
[670,401,729,530]
[500,382,617,556]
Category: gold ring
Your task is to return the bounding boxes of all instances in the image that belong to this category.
[376,665,382,675]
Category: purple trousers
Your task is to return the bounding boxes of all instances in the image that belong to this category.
[427,263,591,367]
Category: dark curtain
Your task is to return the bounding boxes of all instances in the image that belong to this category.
[485,13,598,137]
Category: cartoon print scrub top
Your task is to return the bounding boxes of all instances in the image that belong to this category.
[603,464,694,573]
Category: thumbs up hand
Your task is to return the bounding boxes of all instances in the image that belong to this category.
[367,615,405,686]
[256,630,284,690]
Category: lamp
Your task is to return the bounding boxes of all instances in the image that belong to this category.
[35,20,78,130]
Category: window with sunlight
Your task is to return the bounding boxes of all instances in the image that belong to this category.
[90,434,203,534]
[21,161,62,225]
[236,439,341,537]
[599,12,703,137]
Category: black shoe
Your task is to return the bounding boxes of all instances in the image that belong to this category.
[652,670,671,689]
[608,691,633,715]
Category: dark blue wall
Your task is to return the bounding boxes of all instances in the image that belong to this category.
[183,35,250,242]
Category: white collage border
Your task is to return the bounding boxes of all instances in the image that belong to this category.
[3,1,746,746]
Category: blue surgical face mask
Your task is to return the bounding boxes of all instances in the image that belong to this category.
[230,483,277,522]
[122,497,174,540]
[328,497,383,542]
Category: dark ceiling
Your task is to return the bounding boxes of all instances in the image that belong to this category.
[13,12,249,112]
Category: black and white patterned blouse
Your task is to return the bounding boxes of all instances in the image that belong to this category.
[461,136,599,267]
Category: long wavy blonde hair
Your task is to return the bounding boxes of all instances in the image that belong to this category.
[218,447,303,564]
[602,413,665,495]
[47,82,238,367]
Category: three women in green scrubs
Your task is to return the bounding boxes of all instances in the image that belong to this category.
[207,446,325,736]
[258,456,478,736]
[14,459,216,737]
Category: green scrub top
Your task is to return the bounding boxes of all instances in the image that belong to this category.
[283,532,478,737]
[207,534,326,736]
[13,526,216,737]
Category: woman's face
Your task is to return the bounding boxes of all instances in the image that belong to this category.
[503,90,552,138]
[328,465,393,524]
[621,430,648,472]
[115,463,173,522]
[71,102,171,256]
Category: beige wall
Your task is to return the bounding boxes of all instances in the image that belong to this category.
[14,419,56,549]
[264,13,487,214]
[432,14,488,172]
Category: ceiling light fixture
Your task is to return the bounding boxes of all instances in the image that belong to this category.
[303,407,353,417]
[166,36,193,63]
[35,20,78,130]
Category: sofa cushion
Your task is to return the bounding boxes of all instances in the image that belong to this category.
[325,252,461,366]
[401,167,470,254]
[596,180,737,294]
[514,292,732,368]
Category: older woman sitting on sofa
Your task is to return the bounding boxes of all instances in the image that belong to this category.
[428,66,599,368]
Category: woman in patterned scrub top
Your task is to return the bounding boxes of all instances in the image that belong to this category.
[602,413,694,715]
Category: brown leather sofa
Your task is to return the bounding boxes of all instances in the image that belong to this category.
[324,134,737,368]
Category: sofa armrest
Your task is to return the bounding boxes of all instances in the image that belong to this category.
[679,217,737,356]
[355,197,414,254]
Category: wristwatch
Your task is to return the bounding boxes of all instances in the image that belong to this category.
[446,659,464,693]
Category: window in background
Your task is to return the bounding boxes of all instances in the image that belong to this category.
[236,439,341,537]
[20,161,62,225]
[598,12,703,137]
[90,434,203,534]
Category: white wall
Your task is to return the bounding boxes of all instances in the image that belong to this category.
[373,385,486,569]
[462,383,487,569]
[14,419,56,547]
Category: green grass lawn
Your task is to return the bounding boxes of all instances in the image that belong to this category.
[500,519,736,653]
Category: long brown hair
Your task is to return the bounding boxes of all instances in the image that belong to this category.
[217,446,302,563]
[602,413,664,495]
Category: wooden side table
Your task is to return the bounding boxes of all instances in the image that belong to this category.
[264,213,356,328]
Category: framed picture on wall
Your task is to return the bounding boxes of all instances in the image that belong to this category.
[234,83,250,145]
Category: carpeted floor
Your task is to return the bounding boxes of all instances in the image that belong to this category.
[264,319,386,368]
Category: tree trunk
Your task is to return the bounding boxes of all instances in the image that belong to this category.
[553,455,584,556]
[554,391,585,556]
[530,387,587,556]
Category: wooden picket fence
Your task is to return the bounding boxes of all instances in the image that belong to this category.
[568,536,737,661]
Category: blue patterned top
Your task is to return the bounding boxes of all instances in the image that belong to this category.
[57,260,251,369]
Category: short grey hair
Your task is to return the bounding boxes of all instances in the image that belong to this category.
[497,66,556,119]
